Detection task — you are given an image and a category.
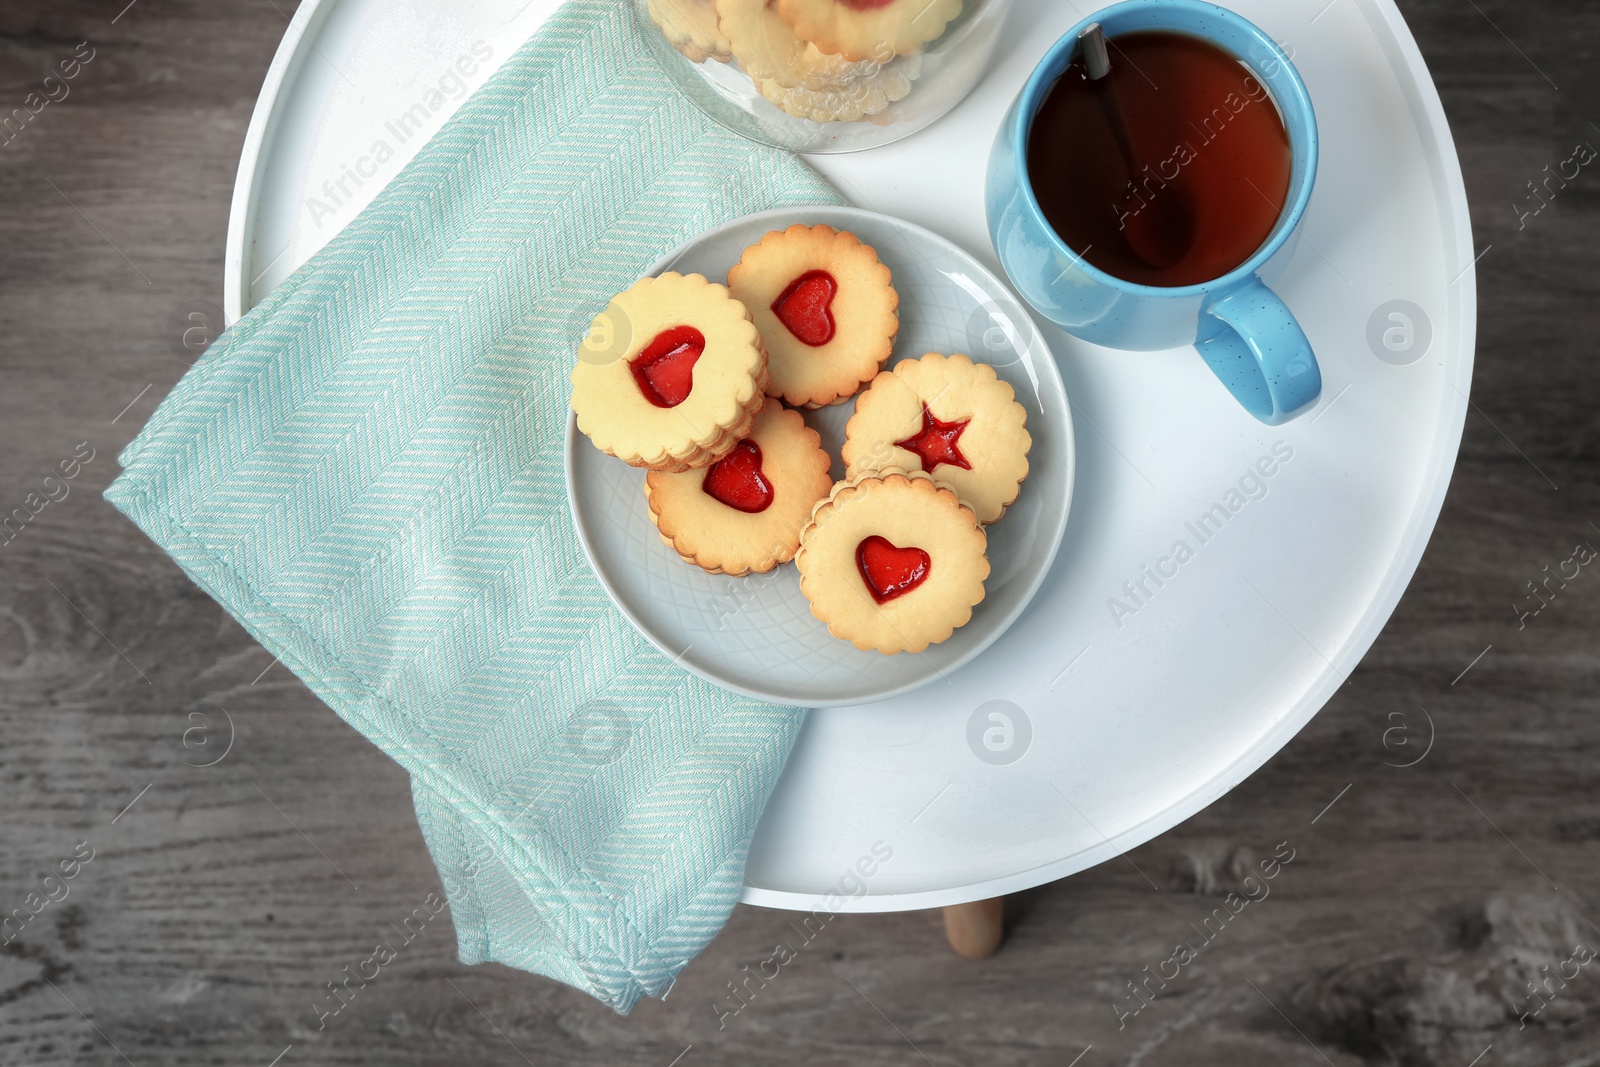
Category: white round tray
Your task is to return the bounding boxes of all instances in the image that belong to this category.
[225,0,1475,912]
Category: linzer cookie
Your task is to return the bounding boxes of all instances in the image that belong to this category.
[717,0,875,90]
[796,468,988,654]
[750,53,919,123]
[646,401,833,576]
[843,352,1030,524]
[727,224,898,409]
[647,0,732,63]
[777,0,964,62]
[571,272,767,472]
[715,0,921,122]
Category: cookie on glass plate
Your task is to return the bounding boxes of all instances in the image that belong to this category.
[727,224,898,409]
[646,400,834,576]
[647,0,732,63]
[749,54,919,123]
[715,0,921,123]
[796,468,988,654]
[843,352,1030,525]
[570,272,768,472]
[777,0,964,62]
[717,0,880,89]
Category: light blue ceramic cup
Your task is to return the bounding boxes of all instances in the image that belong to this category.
[986,1,1321,425]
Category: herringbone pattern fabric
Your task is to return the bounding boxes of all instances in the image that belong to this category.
[105,0,843,1011]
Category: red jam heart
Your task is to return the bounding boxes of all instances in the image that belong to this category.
[770,270,838,347]
[840,0,896,8]
[856,535,932,605]
[631,326,705,408]
[894,404,972,472]
[702,439,775,514]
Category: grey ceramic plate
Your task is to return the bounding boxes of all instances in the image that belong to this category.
[565,206,1074,707]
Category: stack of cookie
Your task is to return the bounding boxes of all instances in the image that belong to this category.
[570,222,1032,655]
[645,0,964,124]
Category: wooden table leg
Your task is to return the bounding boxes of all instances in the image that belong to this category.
[942,897,1006,958]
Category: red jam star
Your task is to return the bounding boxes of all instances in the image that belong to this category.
[894,404,972,472]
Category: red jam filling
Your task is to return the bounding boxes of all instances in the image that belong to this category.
[631,326,705,408]
[840,0,897,9]
[894,404,972,472]
[770,270,838,347]
[702,439,775,514]
[856,535,931,604]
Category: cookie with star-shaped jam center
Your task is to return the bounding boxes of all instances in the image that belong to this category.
[841,352,1030,525]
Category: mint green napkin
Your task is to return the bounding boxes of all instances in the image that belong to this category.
[106,0,845,1012]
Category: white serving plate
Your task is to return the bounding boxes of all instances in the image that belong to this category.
[226,0,1475,912]
[566,206,1074,708]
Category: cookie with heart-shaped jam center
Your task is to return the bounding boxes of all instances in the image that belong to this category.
[772,271,837,346]
[728,224,898,409]
[855,535,930,603]
[797,468,988,654]
[702,439,775,514]
[630,325,706,408]
[571,272,768,472]
[646,401,833,576]
[843,352,1031,525]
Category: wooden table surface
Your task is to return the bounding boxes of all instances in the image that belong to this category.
[2,1,1596,1064]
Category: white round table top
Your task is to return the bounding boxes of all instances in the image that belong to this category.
[225,0,1475,912]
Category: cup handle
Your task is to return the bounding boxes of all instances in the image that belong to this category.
[1195,278,1322,425]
